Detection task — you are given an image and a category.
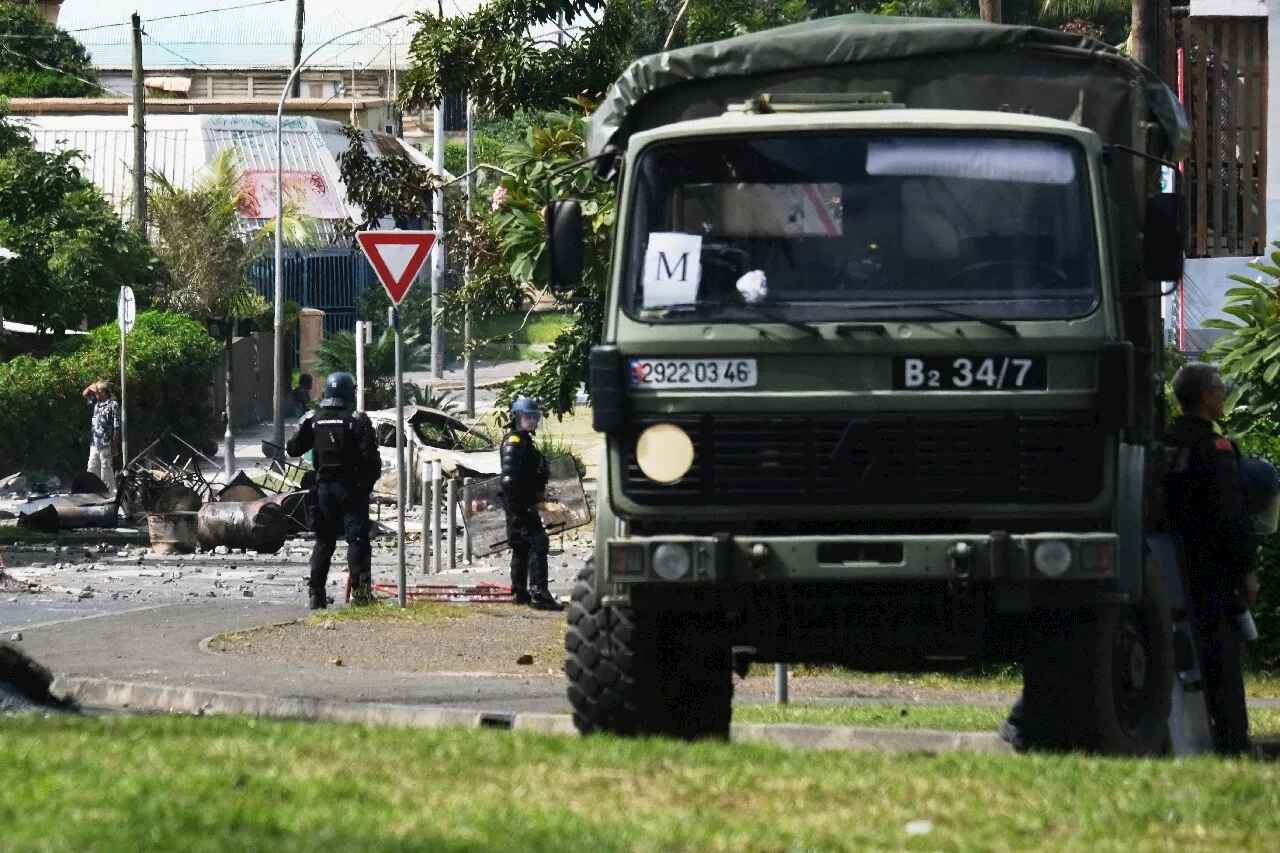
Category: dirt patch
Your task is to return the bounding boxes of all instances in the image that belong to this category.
[211,605,1019,706]
[211,605,565,675]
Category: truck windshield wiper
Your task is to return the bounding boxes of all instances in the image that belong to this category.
[835,300,1020,337]
[913,303,1019,337]
[734,303,821,337]
[648,302,820,337]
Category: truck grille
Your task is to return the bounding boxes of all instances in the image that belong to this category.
[623,412,1104,506]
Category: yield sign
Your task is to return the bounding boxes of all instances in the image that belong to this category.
[356,230,439,306]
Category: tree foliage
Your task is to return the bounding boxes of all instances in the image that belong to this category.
[455,98,615,417]
[0,108,159,335]
[0,1,100,97]
[0,311,218,475]
[146,149,309,322]
[404,0,1124,117]
[314,328,433,411]
[335,126,438,236]
[1205,244,1280,426]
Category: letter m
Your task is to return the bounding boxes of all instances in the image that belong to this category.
[657,251,689,282]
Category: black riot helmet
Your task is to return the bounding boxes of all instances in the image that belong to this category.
[320,372,356,410]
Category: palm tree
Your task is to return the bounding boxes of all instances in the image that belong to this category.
[1035,0,1137,55]
[147,149,313,475]
[315,327,433,411]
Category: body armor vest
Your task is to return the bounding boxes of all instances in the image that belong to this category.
[313,412,351,474]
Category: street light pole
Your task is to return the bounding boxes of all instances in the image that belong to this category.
[273,14,407,449]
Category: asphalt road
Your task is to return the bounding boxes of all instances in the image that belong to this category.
[17,599,571,713]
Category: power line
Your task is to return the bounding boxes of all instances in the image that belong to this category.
[66,0,290,33]
[140,30,215,70]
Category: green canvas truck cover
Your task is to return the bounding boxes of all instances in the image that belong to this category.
[587,14,1188,161]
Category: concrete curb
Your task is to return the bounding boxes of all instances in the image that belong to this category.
[49,676,1009,753]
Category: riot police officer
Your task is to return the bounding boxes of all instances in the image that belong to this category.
[1002,363,1260,755]
[501,396,562,611]
[286,372,382,610]
[1164,362,1258,755]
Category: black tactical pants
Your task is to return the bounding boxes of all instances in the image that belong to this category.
[505,504,549,596]
[1197,612,1250,755]
[309,479,372,595]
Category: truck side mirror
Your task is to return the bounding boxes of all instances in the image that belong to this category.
[545,200,584,289]
[1143,193,1184,282]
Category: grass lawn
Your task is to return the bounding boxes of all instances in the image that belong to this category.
[451,311,573,363]
[733,702,1280,738]
[734,702,1007,731]
[2,715,1279,852]
[759,663,1280,700]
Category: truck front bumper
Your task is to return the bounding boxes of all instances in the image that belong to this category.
[605,532,1118,586]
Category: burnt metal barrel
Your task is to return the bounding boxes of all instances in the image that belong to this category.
[147,512,198,555]
[197,499,287,554]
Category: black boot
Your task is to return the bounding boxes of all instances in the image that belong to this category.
[350,574,374,606]
[308,588,327,610]
[527,554,563,612]
[511,550,531,605]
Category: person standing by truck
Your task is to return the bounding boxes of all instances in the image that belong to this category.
[1164,362,1258,755]
[1001,363,1259,754]
[286,372,382,610]
[501,397,562,611]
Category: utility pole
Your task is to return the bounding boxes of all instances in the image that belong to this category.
[978,0,1001,23]
[130,13,146,232]
[1132,0,1159,70]
[464,96,476,417]
[291,0,304,98]
[430,103,444,378]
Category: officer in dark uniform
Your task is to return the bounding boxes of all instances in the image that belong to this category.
[286,372,382,610]
[501,396,562,611]
[1000,363,1260,755]
[1164,362,1259,755]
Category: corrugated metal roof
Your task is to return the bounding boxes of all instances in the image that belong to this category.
[57,0,492,70]
[22,115,203,217]
[18,114,443,235]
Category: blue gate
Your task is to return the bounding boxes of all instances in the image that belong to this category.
[252,249,377,366]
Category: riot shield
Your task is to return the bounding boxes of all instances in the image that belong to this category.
[460,455,592,558]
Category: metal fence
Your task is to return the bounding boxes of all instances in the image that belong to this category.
[1170,15,1269,258]
[251,250,378,366]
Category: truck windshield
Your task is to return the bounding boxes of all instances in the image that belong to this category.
[625,133,1100,323]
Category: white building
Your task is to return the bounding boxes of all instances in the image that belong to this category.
[19,113,440,237]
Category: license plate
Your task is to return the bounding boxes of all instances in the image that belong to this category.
[627,358,758,389]
[892,356,1047,391]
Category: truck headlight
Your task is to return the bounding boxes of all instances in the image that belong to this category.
[652,543,692,580]
[1033,541,1072,578]
[635,423,694,484]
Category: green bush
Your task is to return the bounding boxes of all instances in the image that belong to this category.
[1232,424,1280,668]
[0,311,219,477]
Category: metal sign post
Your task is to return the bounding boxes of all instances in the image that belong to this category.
[117,286,136,467]
[355,320,368,412]
[391,305,406,608]
[357,229,439,607]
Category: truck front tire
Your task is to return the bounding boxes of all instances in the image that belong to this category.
[1022,559,1174,755]
[564,563,733,739]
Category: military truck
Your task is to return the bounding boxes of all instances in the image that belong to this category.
[547,15,1190,754]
